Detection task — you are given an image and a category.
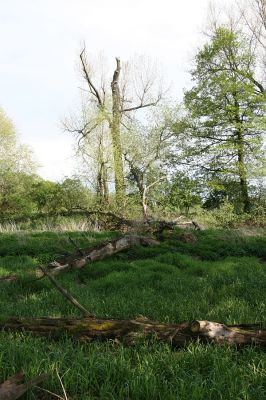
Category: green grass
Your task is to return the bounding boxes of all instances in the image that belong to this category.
[0,229,266,399]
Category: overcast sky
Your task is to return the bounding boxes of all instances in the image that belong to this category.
[1,0,227,181]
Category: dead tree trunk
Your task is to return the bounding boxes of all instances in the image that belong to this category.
[0,316,265,348]
[0,372,47,400]
[37,235,160,277]
[110,58,125,204]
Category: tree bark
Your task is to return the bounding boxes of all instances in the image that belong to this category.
[37,235,160,277]
[237,129,250,213]
[0,372,48,400]
[0,316,265,348]
[0,275,17,283]
[233,91,251,213]
[110,58,125,204]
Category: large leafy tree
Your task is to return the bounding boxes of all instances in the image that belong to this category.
[0,108,37,216]
[184,26,266,212]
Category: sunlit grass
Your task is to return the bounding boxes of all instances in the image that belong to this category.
[0,229,266,399]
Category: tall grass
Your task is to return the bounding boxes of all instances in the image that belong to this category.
[0,229,265,399]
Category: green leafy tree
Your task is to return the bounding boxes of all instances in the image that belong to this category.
[163,173,202,215]
[123,107,176,217]
[184,26,266,212]
[31,178,92,214]
[30,180,59,213]
[0,108,37,217]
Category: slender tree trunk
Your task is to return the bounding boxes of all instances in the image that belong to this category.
[238,147,250,213]
[97,161,109,204]
[233,93,250,213]
[102,162,109,203]
[142,186,148,219]
[236,128,250,213]
[110,58,125,204]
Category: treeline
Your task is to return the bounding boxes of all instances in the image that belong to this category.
[63,0,265,222]
[0,0,265,227]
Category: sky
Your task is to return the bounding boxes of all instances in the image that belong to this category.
[0,0,225,181]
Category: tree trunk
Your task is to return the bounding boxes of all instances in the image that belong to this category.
[0,372,48,400]
[142,186,148,219]
[97,161,109,204]
[0,316,265,348]
[110,58,125,204]
[233,92,250,213]
[37,235,160,277]
[237,128,250,213]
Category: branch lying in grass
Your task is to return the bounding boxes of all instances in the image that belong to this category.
[0,316,265,348]
[0,275,18,283]
[39,267,93,318]
[37,235,160,277]
[0,371,48,400]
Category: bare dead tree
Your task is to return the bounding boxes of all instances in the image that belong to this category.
[65,48,164,205]
[239,0,266,50]
[238,0,266,91]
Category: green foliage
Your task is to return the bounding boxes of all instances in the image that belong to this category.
[0,108,38,217]
[162,172,202,214]
[30,178,93,214]
[184,26,266,212]
[0,229,266,398]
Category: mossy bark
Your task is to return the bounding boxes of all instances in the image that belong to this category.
[0,317,265,347]
[110,58,125,204]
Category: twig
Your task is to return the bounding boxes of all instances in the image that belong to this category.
[56,369,69,400]
[39,267,93,318]
[36,386,65,400]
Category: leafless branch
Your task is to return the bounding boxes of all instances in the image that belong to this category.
[121,96,162,113]
[80,47,104,108]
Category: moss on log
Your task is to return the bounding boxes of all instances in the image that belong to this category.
[0,316,265,348]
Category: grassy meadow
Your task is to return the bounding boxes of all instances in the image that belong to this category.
[0,228,266,399]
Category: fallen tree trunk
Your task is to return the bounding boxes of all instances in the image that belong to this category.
[0,316,265,348]
[0,275,18,283]
[37,235,160,277]
[0,372,47,400]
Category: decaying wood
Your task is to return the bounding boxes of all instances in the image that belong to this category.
[37,235,160,277]
[0,372,47,400]
[0,275,18,283]
[0,316,265,348]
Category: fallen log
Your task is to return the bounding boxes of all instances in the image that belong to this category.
[0,372,47,400]
[0,316,265,348]
[0,275,18,283]
[37,235,160,277]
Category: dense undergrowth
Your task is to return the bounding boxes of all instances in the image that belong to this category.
[0,228,266,399]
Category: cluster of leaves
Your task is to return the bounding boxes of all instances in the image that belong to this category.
[0,108,94,219]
